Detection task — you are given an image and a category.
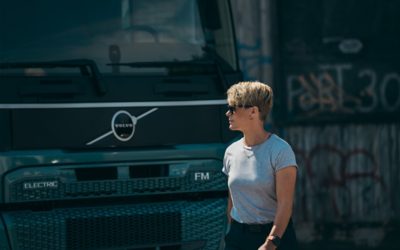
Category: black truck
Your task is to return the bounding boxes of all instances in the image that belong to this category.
[0,0,242,249]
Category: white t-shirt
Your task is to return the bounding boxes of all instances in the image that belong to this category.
[222,134,297,224]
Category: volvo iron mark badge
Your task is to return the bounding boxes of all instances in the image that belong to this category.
[86,108,158,145]
[112,110,136,141]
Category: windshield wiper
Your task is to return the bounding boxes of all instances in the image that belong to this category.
[108,55,228,91]
[107,60,214,68]
[0,59,106,95]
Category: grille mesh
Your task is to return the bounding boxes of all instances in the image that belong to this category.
[0,226,10,250]
[4,199,226,250]
[66,213,180,249]
[10,172,226,202]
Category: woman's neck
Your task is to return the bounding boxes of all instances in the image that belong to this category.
[243,128,270,147]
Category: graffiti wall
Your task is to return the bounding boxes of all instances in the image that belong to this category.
[286,124,400,246]
[231,0,400,248]
[284,63,400,123]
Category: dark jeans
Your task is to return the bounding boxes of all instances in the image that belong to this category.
[224,219,298,250]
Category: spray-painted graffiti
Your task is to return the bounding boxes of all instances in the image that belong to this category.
[293,144,386,222]
[231,0,273,82]
[237,39,272,81]
[285,124,400,247]
[287,64,400,118]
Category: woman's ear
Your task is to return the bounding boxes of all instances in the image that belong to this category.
[249,106,258,120]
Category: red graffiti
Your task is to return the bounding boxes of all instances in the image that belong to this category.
[293,144,385,221]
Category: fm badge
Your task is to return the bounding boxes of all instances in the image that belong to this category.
[86,108,158,145]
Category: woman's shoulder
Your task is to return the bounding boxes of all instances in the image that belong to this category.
[269,134,293,151]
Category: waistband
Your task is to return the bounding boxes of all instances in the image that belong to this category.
[231,219,273,233]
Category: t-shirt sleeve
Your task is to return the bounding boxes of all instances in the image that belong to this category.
[222,150,230,176]
[274,144,298,172]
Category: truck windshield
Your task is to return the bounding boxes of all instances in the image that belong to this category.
[0,0,238,75]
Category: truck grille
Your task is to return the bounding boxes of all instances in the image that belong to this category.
[66,213,181,249]
[5,161,227,203]
[9,174,226,202]
[3,199,226,250]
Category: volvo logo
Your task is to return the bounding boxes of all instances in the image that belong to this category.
[112,110,136,141]
[86,108,158,145]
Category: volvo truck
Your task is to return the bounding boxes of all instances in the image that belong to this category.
[0,0,242,249]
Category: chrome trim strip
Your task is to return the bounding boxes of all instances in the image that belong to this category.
[0,100,227,109]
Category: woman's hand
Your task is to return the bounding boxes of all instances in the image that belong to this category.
[258,240,276,250]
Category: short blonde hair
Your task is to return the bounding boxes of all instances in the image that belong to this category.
[227,81,273,121]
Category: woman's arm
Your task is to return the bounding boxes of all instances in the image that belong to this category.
[259,166,297,250]
[227,191,233,224]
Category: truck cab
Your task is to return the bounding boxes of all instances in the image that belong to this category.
[0,0,241,249]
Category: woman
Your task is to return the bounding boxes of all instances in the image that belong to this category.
[222,81,298,250]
